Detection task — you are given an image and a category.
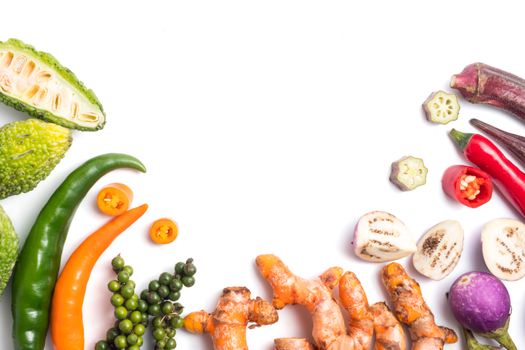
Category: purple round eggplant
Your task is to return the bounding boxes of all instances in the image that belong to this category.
[449,271,510,332]
[449,271,516,350]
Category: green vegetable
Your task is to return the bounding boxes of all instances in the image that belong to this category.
[112,256,125,271]
[134,324,145,336]
[0,118,72,199]
[389,155,428,191]
[112,294,125,307]
[0,205,18,296]
[127,333,138,345]
[159,272,172,285]
[11,153,146,350]
[158,285,170,298]
[119,319,133,333]
[0,38,105,131]
[125,298,138,311]
[114,335,127,349]
[118,270,130,283]
[149,280,160,291]
[108,280,120,293]
[95,341,109,350]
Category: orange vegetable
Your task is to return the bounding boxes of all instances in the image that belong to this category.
[149,218,178,244]
[96,183,133,216]
[50,204,148,350]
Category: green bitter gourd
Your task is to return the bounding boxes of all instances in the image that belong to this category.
[0,38,105,131]
[0,118,72,199]
[0,205,18,296]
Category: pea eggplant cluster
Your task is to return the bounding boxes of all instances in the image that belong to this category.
[97,257,197,350]
[96,256,147,350]
[143,258,196,350]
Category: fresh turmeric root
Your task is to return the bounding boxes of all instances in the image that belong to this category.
[381,263,458,350]
[256,254,374,350]
[370,302,407,350]
[274,338,315,350]
[338,271,374,349]
[184,286,278,350]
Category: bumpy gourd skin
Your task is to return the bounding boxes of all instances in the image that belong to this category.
[0,205,18,296]
[0,38,105,131]
[0,118,72,199]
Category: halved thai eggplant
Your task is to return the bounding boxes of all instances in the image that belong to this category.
[482,218,525,281]
[413,220,464,280]
[353,211,417,262]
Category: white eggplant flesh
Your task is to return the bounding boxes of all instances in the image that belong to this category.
[353,211,416,262]
[413,220,464,280]
[482,218,525,281]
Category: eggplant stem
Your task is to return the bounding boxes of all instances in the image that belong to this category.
[463,328,501,350]
[479,320,517,350]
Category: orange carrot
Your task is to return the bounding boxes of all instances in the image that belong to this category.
[96,183,134,216]
[50,204,148,350]
[149,218,178,244]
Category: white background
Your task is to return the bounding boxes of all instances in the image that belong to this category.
[0,1,525,349]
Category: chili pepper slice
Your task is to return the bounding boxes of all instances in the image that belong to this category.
[150,218,178,244]
[97,183,133,216]
[442,165,493,208]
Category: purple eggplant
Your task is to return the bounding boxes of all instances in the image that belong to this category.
[449,271,516,350]
[470,118,525,167]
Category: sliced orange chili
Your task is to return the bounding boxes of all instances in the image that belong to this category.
[96,183,133,216]
[149,218,178,244]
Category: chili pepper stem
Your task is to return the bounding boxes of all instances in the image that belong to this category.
[450,129,474,151]
[479,319,517,350]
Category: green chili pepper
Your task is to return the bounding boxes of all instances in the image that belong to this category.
[11,153,146,350]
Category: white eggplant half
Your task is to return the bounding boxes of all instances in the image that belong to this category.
[353,211,416,262]
[413,220,463,280]
[482,218,525,281]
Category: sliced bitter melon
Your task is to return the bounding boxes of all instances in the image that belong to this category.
[0,38,105,131]
[0,205,18,297]
[0,118,72,199]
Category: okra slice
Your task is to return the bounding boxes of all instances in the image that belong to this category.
[423,91,460,124]
[0,38,105,131]
[390,156,428,191]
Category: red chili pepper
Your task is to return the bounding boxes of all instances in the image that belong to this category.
[450,129,525,216]
[442,165,493,208]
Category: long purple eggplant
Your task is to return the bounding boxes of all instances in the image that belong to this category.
[470,118,525,167]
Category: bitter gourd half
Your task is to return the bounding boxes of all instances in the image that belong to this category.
[0,38,105,131]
